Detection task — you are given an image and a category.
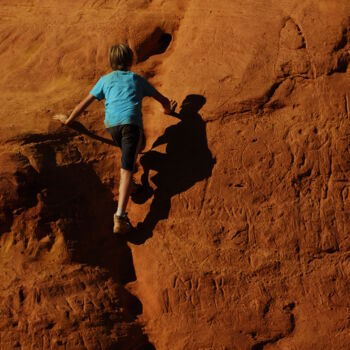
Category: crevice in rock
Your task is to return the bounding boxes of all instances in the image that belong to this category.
[220,78,286,121]
[135,27,172,63]
[251,310,296,350]
[328,54,349,75]
[333,22,350,52]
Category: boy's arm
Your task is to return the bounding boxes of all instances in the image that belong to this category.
[64,94,96,125]
[53,94,96,125]
[152,91,177,115]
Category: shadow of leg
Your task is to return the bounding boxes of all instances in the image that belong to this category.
[128,194,171,245]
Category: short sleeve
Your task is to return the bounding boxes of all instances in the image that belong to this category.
[90,77,105,100]
[139,76,157,97]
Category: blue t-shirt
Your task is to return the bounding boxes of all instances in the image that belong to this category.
[90,70,157,129]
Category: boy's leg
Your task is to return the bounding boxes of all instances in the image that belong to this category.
[129,130,144,195]
[116,168,133,216]
[115,125,143,219]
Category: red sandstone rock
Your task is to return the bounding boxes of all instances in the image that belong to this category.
[1,0,350,349]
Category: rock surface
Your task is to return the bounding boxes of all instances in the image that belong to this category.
[1,0,350,349]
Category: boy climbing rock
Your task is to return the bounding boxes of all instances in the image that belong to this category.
[54,43,176,234]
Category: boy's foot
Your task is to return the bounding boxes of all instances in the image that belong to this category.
[113,214,133,234]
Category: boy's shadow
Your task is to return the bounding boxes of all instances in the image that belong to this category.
[129,94,215,244]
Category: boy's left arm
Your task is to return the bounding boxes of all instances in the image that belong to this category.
[53,94,96,125]
[151,91,177,115]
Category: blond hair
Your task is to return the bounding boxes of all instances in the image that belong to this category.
[109,44,134,71]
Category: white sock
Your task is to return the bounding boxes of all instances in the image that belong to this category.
[116,209,125,217]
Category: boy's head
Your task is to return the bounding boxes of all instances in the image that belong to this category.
[109,44,134,71]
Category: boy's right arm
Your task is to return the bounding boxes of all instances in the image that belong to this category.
[64,94,96,125]
[53,94,96,125]
[152,91,177,115]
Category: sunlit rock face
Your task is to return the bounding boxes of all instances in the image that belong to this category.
[1,1,350,349]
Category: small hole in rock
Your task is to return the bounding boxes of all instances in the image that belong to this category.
[135,28,172,63]
[158,33,172,52]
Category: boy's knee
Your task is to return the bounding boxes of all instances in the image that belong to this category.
[120,168,133,175]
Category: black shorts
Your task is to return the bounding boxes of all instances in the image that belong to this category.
[107,124,142,171]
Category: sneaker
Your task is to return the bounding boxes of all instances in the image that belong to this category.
[113,213,133,234]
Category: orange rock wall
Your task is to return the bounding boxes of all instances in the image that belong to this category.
[1,1,350,349]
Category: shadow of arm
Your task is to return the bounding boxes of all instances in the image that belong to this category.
[69,121,116,146]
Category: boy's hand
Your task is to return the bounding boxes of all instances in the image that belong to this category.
[53,114,70,125]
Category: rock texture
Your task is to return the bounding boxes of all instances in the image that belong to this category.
[1,0,350,349]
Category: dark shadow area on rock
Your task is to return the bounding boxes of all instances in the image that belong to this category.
[0,152,41,234]
[31,143,154,349]
[128,94,215,245]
